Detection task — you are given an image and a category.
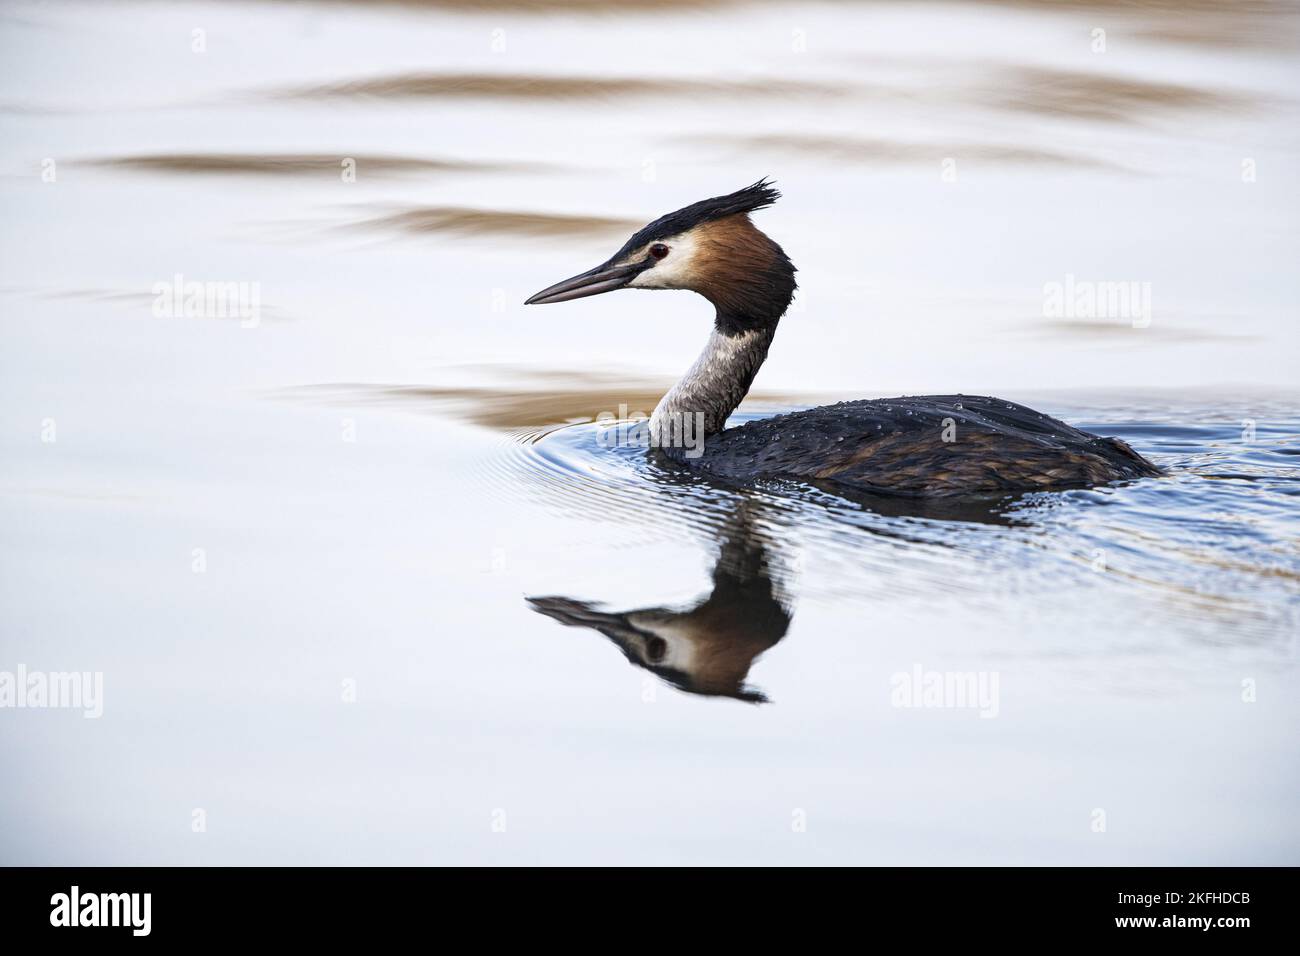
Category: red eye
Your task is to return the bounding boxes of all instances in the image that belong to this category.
[650,243,670,260]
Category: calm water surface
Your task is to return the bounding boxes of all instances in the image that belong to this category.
[1,0,1297,864]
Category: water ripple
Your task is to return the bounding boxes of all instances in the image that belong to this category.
[482,400,1299,651]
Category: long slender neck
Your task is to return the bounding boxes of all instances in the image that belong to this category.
[650,316,777,444]
[646,214,796,450]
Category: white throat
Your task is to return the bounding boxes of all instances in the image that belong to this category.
[649,326,776,448]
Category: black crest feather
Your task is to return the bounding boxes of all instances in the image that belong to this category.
[612,179,781,260]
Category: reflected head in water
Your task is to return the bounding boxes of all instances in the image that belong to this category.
[524,474,1035,703]
[527,504,789,703]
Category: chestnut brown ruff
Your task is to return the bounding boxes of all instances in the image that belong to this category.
[687,215,796,333]
[665,394,1161,497]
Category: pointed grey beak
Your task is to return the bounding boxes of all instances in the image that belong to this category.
[525,259,647,305]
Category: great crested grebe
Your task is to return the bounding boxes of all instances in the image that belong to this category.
[526,180,1160,497]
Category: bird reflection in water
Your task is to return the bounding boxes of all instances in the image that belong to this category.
[528,503,789,703]
[527,486,1025,703]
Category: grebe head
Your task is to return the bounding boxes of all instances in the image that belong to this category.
[525,179,797,332]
